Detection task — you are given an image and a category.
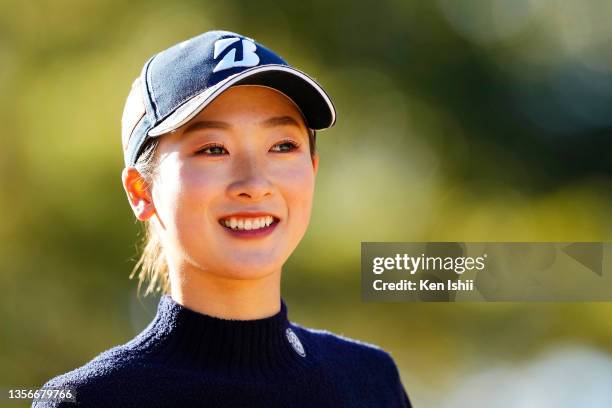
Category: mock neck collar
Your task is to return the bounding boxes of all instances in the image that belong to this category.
[131,294,316,379]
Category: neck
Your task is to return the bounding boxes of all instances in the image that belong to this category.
[168,264,282,320]
[131,293,317,379]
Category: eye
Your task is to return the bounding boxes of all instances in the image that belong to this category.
[196,143,228,156]
[270,139,300,153]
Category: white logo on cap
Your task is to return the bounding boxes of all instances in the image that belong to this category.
[285,327,306,357]
[212,37,260,73]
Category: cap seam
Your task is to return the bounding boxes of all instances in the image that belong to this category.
[125,114,145,160]
[144,53,161,120]
[127,121,148,167]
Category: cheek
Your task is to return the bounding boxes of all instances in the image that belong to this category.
[154,162,220,237]
[174,165,222,226]
[276,160,316,225]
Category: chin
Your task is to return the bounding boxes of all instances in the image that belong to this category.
[208,254,283,277]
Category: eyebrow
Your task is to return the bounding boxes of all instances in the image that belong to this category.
[260,116,301,128]
[181,115,302,136]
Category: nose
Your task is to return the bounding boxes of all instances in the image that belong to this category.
[226,154,273,202]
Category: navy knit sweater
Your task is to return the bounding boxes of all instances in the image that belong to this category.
[34,295,412,407]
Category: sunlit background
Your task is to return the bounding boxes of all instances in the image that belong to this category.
[3,0,612,406]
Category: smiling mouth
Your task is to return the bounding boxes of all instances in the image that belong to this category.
[218,215,280,231]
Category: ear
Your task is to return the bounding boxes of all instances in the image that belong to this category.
[311,153,319,177]
[121,167,156,221]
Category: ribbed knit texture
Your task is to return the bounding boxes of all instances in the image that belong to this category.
[34,295,412,407]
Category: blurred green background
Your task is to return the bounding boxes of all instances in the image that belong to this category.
[3,0,612,406]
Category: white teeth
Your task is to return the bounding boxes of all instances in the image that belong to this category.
[222,216,276,231]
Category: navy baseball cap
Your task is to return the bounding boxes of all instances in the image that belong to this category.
[121,30,337,167]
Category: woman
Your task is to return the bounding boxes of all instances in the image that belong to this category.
[35,30,412,408]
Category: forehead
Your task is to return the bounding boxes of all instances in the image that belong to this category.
[162,85,309,142]
[197,85,306,121]
[184,85,306,133]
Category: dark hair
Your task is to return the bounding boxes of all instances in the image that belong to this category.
[129,128,317,297]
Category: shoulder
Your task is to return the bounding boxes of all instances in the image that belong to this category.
[32,345,144,407]
[290,322,401,375]
[290,323,412,407]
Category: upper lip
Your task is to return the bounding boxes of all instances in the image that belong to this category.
[218,211,280,221]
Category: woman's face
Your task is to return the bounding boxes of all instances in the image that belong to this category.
[143,85,318,280]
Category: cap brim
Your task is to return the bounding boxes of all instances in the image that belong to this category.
[147,64,336,137]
